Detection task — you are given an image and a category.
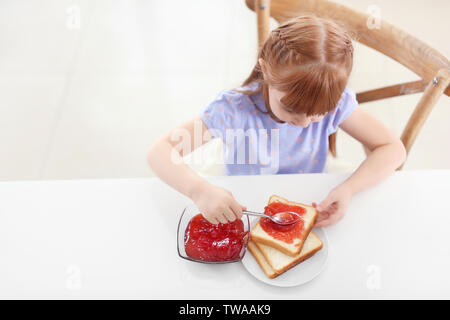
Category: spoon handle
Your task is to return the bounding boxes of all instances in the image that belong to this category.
[242,210,269,218]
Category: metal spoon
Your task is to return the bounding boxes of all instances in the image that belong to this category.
[242,210,302,225]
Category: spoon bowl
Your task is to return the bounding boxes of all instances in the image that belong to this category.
[271,211,302,225]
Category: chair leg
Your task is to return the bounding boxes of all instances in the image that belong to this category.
[399,69,450,170]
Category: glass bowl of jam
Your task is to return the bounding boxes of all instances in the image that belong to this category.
[177,204,250,264]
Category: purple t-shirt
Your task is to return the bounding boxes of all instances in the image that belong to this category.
[200,81,357,175]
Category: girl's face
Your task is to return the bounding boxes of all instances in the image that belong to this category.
[268,85,325,128]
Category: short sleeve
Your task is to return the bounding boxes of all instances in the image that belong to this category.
[326,88,358,135]
[200,91,238,141]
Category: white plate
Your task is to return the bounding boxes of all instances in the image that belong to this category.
[241,217,328,287]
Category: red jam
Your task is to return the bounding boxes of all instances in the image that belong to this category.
[184,214,248,262]
[260,202,306,243]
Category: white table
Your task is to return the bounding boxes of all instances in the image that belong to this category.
[0,170,449,299]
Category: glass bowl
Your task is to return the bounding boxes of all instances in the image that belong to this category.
[177,203,250,264]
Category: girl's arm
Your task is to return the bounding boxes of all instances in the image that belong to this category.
[314,106,407,226]
[338,106,407,194]
[147,116,245,224]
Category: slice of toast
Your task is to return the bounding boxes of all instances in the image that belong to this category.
[247,241,277,278]
[248,232,323,279]
[250,195,318,257]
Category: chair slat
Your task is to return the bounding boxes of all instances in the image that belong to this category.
[356,80,428,104]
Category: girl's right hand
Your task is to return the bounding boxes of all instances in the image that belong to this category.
[191,181,246,225]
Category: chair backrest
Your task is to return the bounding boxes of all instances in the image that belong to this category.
[245,0,450,170]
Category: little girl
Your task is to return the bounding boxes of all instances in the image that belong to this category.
[148,15,406,227]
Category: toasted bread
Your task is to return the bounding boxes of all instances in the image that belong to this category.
[247,241,277,278]
[250,195,318,257]
[248,232,323,279]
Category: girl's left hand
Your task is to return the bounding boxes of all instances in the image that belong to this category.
[312,184,353,227]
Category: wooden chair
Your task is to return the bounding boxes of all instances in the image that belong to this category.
[245,0,450,170]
